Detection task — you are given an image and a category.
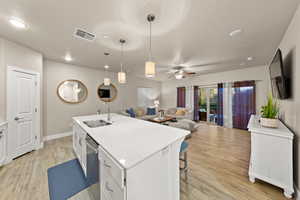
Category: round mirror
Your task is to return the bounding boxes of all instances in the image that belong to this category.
[57,80,88,104]
[97,83,118,102]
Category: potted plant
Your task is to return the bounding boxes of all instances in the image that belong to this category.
[260,95,279,128]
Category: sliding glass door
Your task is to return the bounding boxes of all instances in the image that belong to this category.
[198,87,218,124]
[209,88,218,124]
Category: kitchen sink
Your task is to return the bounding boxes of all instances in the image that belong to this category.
[83,120,111,128]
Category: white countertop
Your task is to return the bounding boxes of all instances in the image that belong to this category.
[73,114,190,169]
[248,115,294,139]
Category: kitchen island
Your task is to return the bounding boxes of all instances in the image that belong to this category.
[72,113,189,200]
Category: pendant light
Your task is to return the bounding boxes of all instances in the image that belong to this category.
[103,52,111,86]
[118,39,126,84]
[145,14,156,78]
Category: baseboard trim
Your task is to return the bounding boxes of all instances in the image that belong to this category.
[43,131,72,141]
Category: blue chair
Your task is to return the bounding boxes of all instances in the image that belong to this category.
[180,141,189,179]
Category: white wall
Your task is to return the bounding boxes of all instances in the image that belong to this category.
[0,38,43,139]
[161,65,270,114]
[277,4,300,189]
[0,38,4,122]
[44,60,161,136]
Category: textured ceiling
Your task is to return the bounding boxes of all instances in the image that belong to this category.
[0,0,299,81]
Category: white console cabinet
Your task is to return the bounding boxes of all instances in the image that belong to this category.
[248,115,294,198]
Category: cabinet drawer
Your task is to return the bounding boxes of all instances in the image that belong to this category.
[102,172,125,200]
[99,147,124,188]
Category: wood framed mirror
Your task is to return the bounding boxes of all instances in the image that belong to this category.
[97,83,118,102]
[57,80,88,104]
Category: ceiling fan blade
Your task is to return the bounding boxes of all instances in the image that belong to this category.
[188,59,240,68]
[185,72,196,75]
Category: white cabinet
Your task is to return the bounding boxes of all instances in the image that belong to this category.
[248,115,294,198]
[73,122,87,176]
[72,114,189,200]
[0,122,8,166]
[98,139,184,200]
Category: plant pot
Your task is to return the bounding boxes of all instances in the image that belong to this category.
[260,117,279,128]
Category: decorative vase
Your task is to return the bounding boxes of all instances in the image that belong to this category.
[260,117,279,128]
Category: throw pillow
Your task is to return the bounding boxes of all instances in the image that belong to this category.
[135,107,145,117]
[126,108,136,118]
[146,107,156,115]
[175,109,186,116]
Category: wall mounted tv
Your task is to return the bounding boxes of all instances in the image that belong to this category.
[98,89,110,98]
[269,49,290,99]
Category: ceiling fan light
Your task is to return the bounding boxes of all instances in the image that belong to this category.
[175,74,183,79]
[104,78,111,86]
[118,71,126,84]
[145,61,156,78]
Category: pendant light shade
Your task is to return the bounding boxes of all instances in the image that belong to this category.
[104,78,111,86]
[145,61,155,78]
[103,53,111,86]
[145,14,156,78]
[118,71,126,84]
[118,39,126,84]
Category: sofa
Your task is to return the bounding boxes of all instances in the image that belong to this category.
[120,107,158,120]
[164,107,193,120]
[121,107,193,121]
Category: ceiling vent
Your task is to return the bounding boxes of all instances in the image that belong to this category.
[74,29,96,41]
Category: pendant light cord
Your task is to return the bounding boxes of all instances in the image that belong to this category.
[121,42,123,72]
[149,21,152,61]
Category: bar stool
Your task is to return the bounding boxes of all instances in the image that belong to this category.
[180,141,189,179]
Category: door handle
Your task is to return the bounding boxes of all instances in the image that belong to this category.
[14,117,24,121]
[105,182,114,193]
[104,160,111,168]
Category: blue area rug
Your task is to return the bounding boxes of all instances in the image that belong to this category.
[47,158,97,200]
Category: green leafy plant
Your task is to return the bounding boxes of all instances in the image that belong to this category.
[261,95,279,119]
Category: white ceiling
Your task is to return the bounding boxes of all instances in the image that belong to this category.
[0,0,299,81]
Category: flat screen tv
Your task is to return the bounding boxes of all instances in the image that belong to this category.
[269,49,289,99]
[98,89,110,98]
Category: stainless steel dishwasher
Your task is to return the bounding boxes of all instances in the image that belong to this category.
[86,134,100,200]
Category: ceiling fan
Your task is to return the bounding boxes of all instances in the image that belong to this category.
[162,65,197,80]
[159,59,244,80]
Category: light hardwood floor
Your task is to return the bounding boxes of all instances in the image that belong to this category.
[0,124,291,200]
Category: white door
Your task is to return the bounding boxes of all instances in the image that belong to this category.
[0,126,6,165]
[7,68,38,159]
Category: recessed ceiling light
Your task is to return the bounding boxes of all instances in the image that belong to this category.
[64,54,72,62]
[104,65,109,69]
[247,56,253,61]
[9,17,27,29]
[229,29,242,37]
